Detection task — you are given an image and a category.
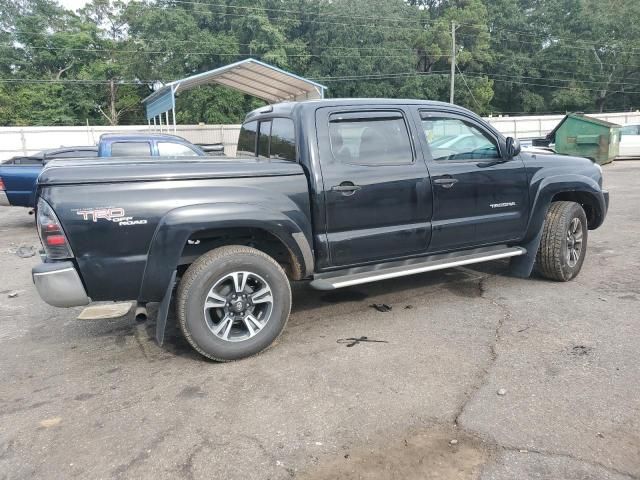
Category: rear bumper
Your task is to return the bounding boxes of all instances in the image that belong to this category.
[0,191,9,206]
[32,261,91,308]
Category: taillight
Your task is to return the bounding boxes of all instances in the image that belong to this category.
[37,198,74,259]
[0,177,5,191]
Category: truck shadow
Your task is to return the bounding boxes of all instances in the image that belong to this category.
[289,260,512,315]
[144,259,515,360]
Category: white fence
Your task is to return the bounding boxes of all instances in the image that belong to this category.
[485,111,640,139]
[2,111,639,161]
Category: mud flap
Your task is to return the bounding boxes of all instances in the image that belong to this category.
[155,270,176,346]
[508,229,543,278]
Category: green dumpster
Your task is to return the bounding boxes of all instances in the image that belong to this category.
[551,113,620,165]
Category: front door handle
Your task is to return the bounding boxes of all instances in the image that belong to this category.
[331,182,362,194]
[433,177,459,189]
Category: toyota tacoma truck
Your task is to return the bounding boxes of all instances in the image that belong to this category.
[31,99,609,361]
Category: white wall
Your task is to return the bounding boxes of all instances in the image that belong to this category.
[485,111,640,138]
[2,111,639,161]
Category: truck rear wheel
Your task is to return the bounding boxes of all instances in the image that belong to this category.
[536,201,588,281]
[177,245,291,361]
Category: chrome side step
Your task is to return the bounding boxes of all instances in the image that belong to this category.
[310,246,526,290]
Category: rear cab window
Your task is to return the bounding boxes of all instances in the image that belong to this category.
[157,142,199,156]
[237,117,297,161]
[110,142,152,157]
[270,118,296,160]
[47,149,97,159]
[258,120,272,158]
[237,121,258,156]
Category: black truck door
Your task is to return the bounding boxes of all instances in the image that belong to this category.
[316,107,433,267]
[414,109,529,252]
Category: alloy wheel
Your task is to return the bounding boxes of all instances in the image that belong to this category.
[203,271,274,342]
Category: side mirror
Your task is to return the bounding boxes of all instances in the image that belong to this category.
[506,137,521,158]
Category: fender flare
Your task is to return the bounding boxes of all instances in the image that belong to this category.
[509,174,605,278]
[138,202,313,301]
[522,174,606,244]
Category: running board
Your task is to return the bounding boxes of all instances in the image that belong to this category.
[310,246,526,290]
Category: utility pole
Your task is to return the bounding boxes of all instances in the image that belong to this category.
[450,21,456,104]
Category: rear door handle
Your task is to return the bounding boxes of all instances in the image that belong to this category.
[433,177,458,188]
[331,183,362,194]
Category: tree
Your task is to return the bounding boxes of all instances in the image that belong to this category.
[2,0,640,126]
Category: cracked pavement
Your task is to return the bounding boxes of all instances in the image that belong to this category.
[1,162,639,479]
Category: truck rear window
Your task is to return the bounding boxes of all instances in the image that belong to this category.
[157,142,199,156]
[111,142,152,157]
[237,118,296,161]
[270,118,296,161]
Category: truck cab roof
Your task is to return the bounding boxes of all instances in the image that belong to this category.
[244,98,458,122]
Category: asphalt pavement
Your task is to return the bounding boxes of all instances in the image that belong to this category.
[0,162,639,480]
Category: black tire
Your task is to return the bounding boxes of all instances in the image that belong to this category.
[177,245,291,361]
[536,201,588,281]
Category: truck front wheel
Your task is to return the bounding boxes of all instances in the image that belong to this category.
[177,245,291,361]
[536,201,588,281]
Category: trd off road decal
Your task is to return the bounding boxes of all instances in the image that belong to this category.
[74,207,147,226]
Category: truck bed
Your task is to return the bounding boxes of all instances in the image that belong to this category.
[37,156,311,302]
[39,157,303,185]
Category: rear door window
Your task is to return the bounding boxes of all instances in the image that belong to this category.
[110,142,152,157]
[328,112,413,165]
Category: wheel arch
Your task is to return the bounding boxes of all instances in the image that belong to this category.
[549,190,603,229]
[524,174,606,243]
[138,202,313,302]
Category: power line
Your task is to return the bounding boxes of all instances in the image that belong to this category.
[312,71,451,82]
[7,17,640,59]
[8,0,640,56]
[5,32,423,54]
[456,64,482,110]
[457,30,639,54]
[0,78,152,84]
[463,70,640,87]
[313,69,640,89]
[119,0,640,52]
[313,71,640,94]
[8,39,640,73]
[4,69,640,93]
[462,72,640,94]
[0,43,428,59]
[137,1,640,54]
[487,50,640,71]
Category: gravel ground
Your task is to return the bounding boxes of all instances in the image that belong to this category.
[0,162,639,480]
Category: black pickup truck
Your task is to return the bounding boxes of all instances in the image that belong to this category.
[32,99,609,361]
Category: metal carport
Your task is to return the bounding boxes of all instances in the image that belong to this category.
[142,58,327,131]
